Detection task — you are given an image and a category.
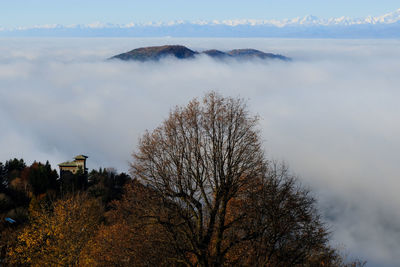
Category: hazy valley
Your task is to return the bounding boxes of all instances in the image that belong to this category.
[1,37,400,266]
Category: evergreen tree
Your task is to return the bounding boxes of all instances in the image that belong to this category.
[29,161,58,196]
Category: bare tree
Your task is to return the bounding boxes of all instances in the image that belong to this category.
[131,92,362,267]
[224,162,340,266]
[132,92,265,266]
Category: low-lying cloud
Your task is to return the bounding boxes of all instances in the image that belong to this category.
[1,38,400,266]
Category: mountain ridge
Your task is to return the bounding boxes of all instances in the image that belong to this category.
[2,9,400,38]
[2,8,400,31]
[110,45,290,62]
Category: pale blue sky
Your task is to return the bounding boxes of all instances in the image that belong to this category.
[1,0,399,27]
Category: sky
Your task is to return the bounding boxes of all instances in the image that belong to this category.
[1,0,399,28]
[1,38,400,266]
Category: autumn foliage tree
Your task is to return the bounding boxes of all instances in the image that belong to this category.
[131,92,362,267]
[8,193,102,266]
[81,180,181,266]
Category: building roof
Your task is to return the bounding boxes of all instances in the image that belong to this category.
[58,161,79,167]
[59,155,88,168]
[74,155,88,160]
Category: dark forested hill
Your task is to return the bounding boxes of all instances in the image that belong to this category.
[110,45,291,62]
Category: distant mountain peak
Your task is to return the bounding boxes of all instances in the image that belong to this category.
[111,45,198,61]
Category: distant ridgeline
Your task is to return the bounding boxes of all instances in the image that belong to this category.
[109,45,291,62]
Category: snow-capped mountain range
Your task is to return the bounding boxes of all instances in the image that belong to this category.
[1,9,400,38]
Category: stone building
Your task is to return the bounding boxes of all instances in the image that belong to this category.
[58,155,88,176]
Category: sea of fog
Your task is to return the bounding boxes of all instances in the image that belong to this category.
[1,38,400,266]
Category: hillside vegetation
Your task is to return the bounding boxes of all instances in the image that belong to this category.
[110,45,291,62]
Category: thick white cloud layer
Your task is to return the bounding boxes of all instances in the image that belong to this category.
[1,38,400,266]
